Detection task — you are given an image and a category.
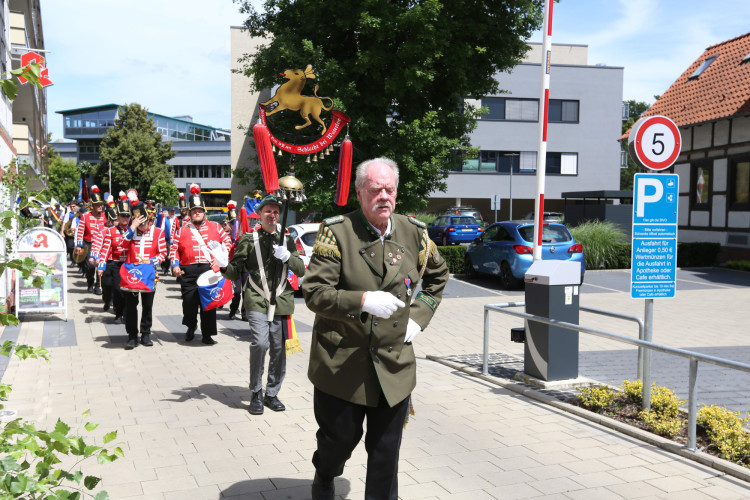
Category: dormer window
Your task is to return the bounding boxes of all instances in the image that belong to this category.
[689,55,718,80]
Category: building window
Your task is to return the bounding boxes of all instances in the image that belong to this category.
[729,158,750,210]
[548,99,579,123]
[688,55,718,80]
[457,151,576,175]
[481,97,539,121]
[692,163,711,209]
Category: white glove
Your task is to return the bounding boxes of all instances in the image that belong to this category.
[405,318,422,343]
[361,291,405,319]
[273,244,291,263]
[208,240,229,267]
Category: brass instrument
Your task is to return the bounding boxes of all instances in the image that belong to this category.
[72,245,89,264]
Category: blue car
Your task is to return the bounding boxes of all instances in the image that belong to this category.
[428,215,483,246]
[464,221,585,289]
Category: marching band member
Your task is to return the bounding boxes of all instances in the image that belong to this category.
[170,184,232,345]
[120,197,167,349]
[74,186,107,294]
[96,192,131,322]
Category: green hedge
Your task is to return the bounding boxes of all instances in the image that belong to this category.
[436,245,467,274]
[725,260,750,272]
[434,241,721,274]
[676,242,721,267]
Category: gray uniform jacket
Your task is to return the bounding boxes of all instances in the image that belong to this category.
[302,210,449,407]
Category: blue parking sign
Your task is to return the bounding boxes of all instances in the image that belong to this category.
[631,174,679,299]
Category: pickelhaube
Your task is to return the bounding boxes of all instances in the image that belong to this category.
[226,200,237,222]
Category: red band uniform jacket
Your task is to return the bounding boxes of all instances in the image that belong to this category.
[301,211,449,407]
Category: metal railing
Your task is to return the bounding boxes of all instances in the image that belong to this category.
[482,301,750,451]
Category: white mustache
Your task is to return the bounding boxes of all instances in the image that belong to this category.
[375,201,394,210]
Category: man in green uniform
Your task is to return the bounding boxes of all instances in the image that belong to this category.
[302,157,449,500]
[221,195,305,415]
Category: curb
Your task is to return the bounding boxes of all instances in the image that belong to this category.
[426,354,750,484]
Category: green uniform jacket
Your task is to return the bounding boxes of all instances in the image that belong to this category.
[302,210,449,407]
[222,227,305,316]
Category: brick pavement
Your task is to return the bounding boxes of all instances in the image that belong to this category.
[0,266,749,499]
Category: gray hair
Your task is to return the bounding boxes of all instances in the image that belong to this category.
[355,157,400,191]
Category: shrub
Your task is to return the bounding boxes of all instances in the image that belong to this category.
[569,220,626,270]
[577,385,615,412]
[620,379,643,405]
[676,242,721,267]
[436,245,467,274]
[697,405,750,465]
[637,385,685,437]
[725,260,750,272]
[410,212,438,226]
[613,242,632,269]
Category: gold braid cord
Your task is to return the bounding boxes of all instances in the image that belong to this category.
[312,225,341,260]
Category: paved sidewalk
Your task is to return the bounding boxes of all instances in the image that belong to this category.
[1,267,749,499]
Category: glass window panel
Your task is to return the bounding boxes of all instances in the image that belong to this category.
[548,100,562,122]
[506,99,538,121]
[520,151,536,171]
[462,158,479,171]
[695,166,710,205]
[562,101,579,122]
[481,97,505,120]
[480,151,497,171]
[546,153,562,174]
[733,161,750,205]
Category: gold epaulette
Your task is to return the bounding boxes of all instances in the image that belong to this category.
[418,228,430,267]
[312,224,341,259]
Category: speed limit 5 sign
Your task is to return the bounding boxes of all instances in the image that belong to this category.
[628,115,681,171]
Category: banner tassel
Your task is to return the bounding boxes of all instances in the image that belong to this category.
[334,136,353,206]
[252,121,279,193]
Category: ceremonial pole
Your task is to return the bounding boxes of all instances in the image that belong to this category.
[532,0,553,261]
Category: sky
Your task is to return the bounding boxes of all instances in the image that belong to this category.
[41,0,750,142]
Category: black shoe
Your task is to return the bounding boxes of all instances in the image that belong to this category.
[201,336,217,345]
[185,327,195,342]
[140,334,153,347]
[263,394,285,412]
[93,286,102,296]
[125,338,137,350]
[249,391,264,415]
[87,284,93,293]
[113,315,122,323]
[311,472,335,500]
[240,311,247,321]
[103,303,110,312]
[228,310,236,320]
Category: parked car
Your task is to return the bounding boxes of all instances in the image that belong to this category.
[464,221,585,289]
[445,206,484,224]
[206,209,227,223]
[428,214,483,246]
[521,211,564,223]
[287,223,320,287]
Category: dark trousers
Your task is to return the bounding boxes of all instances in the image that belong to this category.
[123,290,155,337]
[229,273,246,315]
[83,241,96,286]
[65,236,74,263]
[179,263,216,337]
[312,388,409,500]
[102,261,125,316]
[161,239,172,274]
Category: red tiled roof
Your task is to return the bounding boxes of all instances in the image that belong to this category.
[622,31,750,140]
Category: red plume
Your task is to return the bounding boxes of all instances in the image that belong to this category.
[119,191,127,201]
[252,121,279,193]
[190,183,201,195]
[179,193,185,199]
[335,137,353,206]
[227,200,236,210]
[92,185,100,194]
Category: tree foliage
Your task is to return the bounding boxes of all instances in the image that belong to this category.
[46,153,79,203]
[236,0,544,214]
[95,104,175,197]
[620,99,652,190]
[147,179,179,206]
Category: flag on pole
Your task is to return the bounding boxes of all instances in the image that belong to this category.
[108,162,112,194]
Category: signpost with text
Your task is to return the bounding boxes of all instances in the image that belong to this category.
[631,173,679,298]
